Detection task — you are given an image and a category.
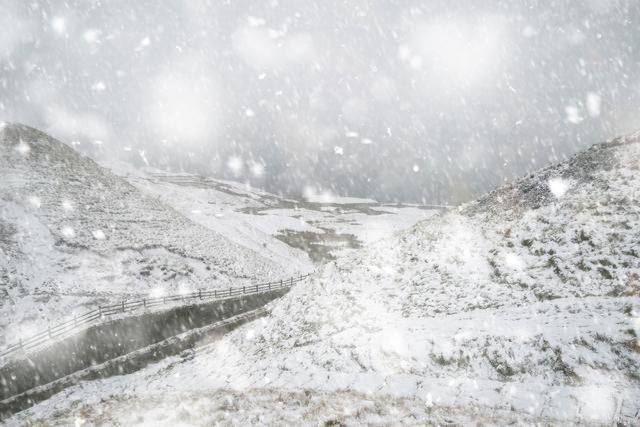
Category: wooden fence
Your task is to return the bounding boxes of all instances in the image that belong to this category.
[0,274,311,361]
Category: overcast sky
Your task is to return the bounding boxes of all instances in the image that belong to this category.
[1,0,639,203]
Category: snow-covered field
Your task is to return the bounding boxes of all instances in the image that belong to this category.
[9,132,640,424]
[106,163,438,264]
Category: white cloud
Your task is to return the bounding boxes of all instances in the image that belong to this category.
[145,61,221,145]
[405,16,506,88]
[0,5,34,56]
[341,98,368,124]
[370,76,396,102]
[232,25,314,70]
[46,106,111,143]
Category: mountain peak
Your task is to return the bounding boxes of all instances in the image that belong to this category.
[1,121,52,141]
[462,130,640,217]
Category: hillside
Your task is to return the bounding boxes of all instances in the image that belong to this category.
[0,123,298,344]
[13,131,640,424]
[104,164,437,265]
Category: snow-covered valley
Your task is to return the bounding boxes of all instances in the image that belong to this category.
[0,123,433,355]
[5,128,639,424]
[107,164,439,265]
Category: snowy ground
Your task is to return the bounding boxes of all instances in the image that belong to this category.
[8,133,640,424]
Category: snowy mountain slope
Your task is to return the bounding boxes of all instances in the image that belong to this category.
[0,123,296,343]
[107,165,437,264]
[15,131,640,424]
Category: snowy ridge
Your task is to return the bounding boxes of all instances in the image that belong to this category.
[0,123,299,344]
[13,132,640,424]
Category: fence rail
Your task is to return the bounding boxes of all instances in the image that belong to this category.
[1,274,311,361]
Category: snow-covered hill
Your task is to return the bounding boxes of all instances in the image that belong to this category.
[15,131,640,424]
[0,123,300,344]
[106,165,437,265]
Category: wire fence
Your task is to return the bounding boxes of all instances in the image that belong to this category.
[0,274,311,361]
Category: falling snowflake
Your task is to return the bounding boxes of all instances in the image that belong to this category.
[565,106,583,124]
[83,29,100,44]
[51,17,66,34]
[227,156,243,175]
[250,161,265,177]
[135,36,151,51]
[61,226,76,238]
[586,93,601,117]
[15,140,30,155]
[149,287,165,298]
[62,200,74,212]
[504,253,526,270]
[28,195,41,208]
[91,81,107,92]
[548,177,570,198]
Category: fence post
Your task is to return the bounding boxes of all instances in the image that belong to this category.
[143,298,146,308]
[256,283,259,293]
[280,279,283,288]
[214,289,217,298]
[290,277,293,286]
[98,305,102,317]
[242,286,245,294]
[269,282,271,291]
[199,289,202,299]
[122,300,125,313]
[229,287,232,296]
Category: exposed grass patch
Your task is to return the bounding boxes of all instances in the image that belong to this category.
[521,238,533,247]
[576,259,591,271]
[597,267,613,280]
